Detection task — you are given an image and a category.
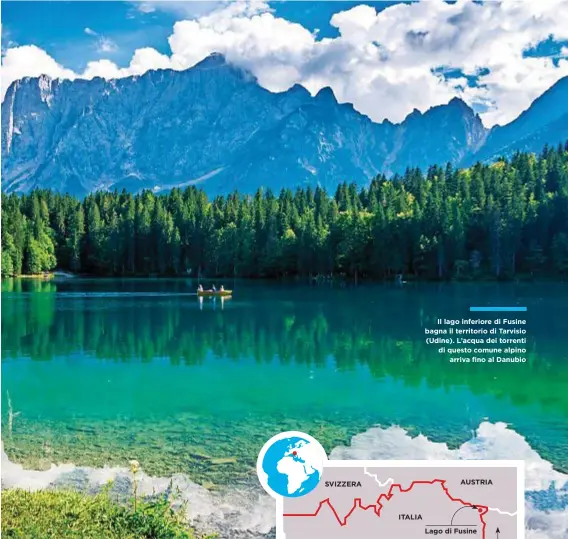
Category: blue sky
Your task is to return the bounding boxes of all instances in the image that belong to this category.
[3,2,178,70]
[2,1,568,127]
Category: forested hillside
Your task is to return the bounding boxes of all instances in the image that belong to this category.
[2,144,568,280]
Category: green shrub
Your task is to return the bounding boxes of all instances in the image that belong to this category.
[1,488,197,538]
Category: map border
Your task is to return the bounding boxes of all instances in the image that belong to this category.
[276,459,525,539]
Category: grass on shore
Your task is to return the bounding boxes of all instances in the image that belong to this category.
[1,488,205,538]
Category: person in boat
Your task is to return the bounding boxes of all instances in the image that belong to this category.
[198,284,203,292]
[220,285,225,292]
[211,284,217,292]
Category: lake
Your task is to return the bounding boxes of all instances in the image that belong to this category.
[2,278,567,535]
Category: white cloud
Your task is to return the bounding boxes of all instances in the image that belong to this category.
[136,2,157,15]
[1,45,77,95]
[82,26,119,54]
[81,58,124,80]
[3,0,568,127]
[82,47,171,79]
[128,47,171,74]
[97,37,118,54]
[135,1,229,18]
[1,22,18,54]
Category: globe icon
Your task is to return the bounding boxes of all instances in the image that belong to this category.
[256,431,327,498]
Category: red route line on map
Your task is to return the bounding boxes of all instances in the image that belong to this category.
[283,479,489,539]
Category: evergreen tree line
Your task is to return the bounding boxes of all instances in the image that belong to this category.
[2,144,568,280]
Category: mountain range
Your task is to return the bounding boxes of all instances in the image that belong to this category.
[2,53,568,197]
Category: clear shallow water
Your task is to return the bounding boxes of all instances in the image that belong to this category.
[2,278,568,486]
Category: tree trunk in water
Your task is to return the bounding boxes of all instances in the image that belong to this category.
[437,243,445,279]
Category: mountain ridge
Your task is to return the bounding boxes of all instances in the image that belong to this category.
[470,76,568,164]
[2,53,567,196]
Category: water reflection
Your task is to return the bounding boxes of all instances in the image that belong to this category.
[2,279,567,417]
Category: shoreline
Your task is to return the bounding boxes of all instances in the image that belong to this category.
[2,271,76,280]
[6,273,55,280]
[2,273,567,284]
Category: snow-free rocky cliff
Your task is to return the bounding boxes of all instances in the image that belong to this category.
[2,54,568,196]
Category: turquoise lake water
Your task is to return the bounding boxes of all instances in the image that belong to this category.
[2,279,567,487]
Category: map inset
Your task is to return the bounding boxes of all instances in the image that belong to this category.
[279,461,523,539]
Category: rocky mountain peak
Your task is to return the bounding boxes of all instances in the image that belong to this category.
[1,61,566,197]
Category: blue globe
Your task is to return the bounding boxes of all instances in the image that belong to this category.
[261,436,323,497]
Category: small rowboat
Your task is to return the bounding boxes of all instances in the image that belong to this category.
[197,290,232,297]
